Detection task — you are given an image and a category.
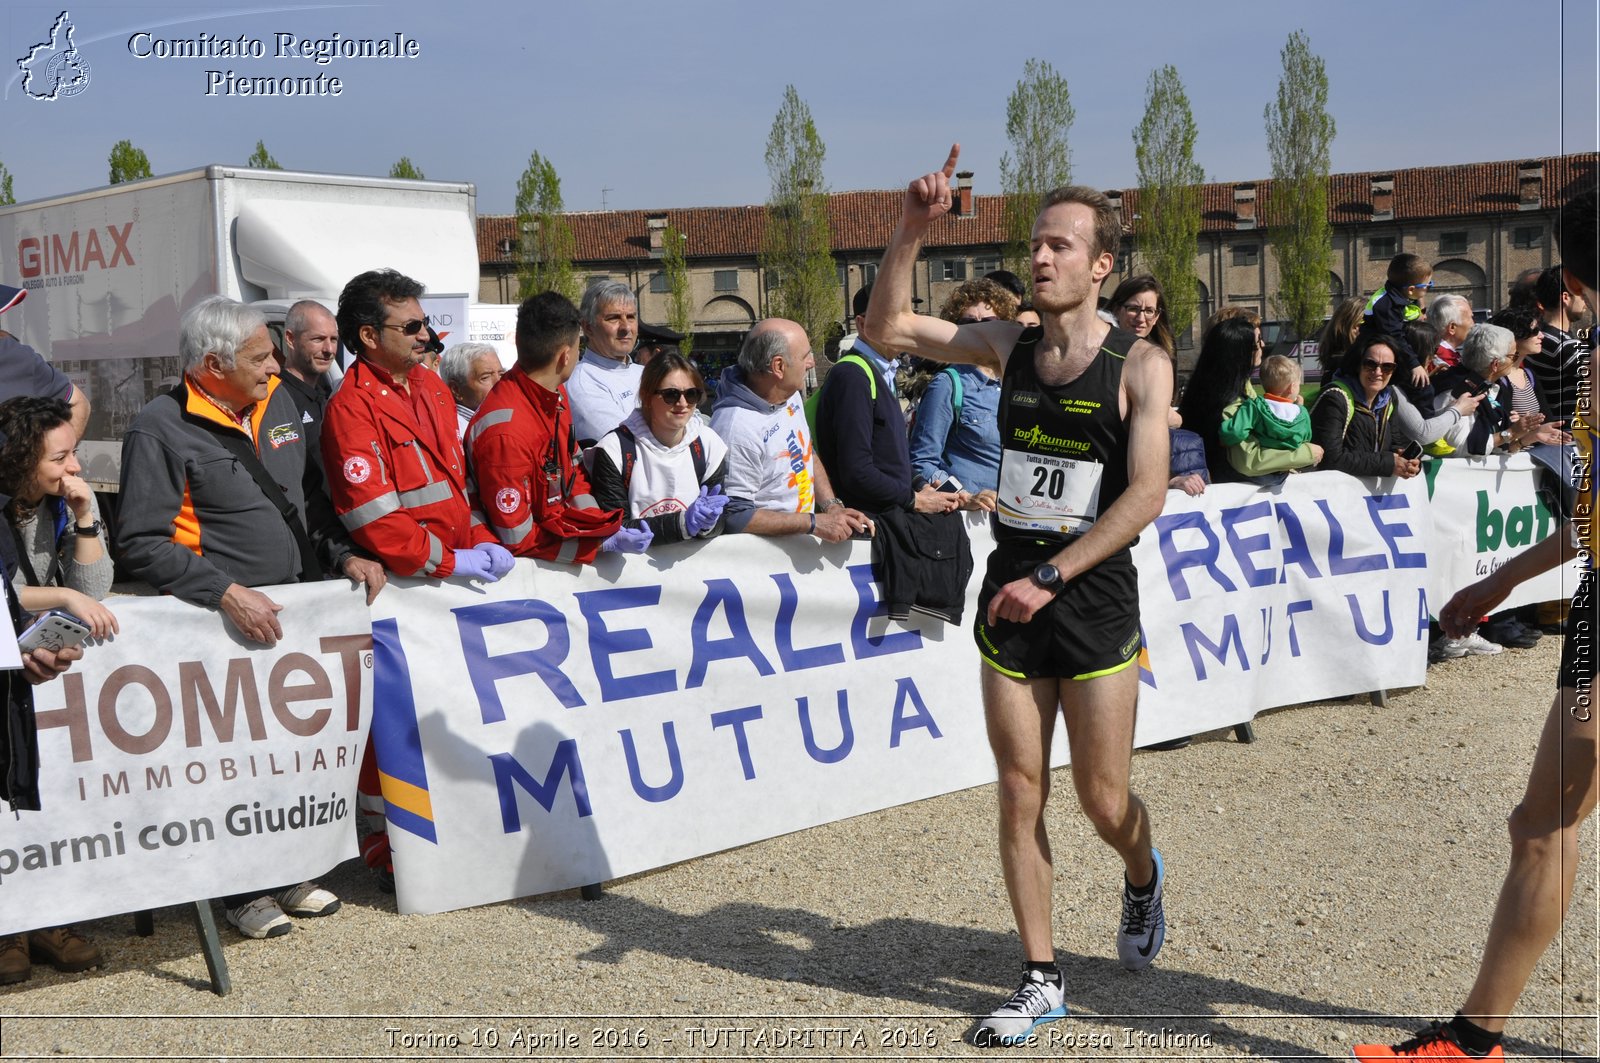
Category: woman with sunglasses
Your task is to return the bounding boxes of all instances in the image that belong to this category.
[1108,275,1176,356]
[1310,333,1480,478]
[589,352,733,546]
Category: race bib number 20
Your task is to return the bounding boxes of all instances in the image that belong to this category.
[995,450,1103,535]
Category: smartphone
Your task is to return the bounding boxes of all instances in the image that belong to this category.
[936,475,966,494]
[17,609,92,654]
[1397,440,1423,461]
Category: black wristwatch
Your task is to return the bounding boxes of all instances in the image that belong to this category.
[1031,562,1065,593]
[73,519,103,538]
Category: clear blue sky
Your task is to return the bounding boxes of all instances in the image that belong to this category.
[3,0,1596,216]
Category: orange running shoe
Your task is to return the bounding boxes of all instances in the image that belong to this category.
[1352,1021,1503,1059]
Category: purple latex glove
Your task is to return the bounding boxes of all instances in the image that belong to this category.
[451,548,500,582]
[601,524,654,554]
[477,542,515,579]
[683,484,729,537]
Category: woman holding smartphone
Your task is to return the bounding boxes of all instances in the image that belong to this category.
[0,395,112,982]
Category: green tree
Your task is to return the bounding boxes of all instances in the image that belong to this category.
[662,223,694,358]
[246,140,281,169]
[1264,30,1337,341]
[998,59,1075,274]
[389,157,425,180]
[1132,64,1204,343]
[0,160,14,206]
[759,85,836,353]
[514,151,579,303]
[108,139,152,184]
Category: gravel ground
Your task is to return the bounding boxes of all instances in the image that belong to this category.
[2,638,1595,1061]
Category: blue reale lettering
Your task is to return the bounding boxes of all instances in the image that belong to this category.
[1222,501,1277,588]
[1259,606,1273,665]
[797,691,854,763]
[1180,614,1248,679]
[888,677,942,747]
[1274,502,1324,581]
[574,586,677,703]
[771,573,846,671]
[1346,591,1394,645]
[711,705,763,780]
[453,600,582,721]
[1318,499,1389,575]
[848,564,923,658]
[1417,587,1431,640]
[618,722,684,802]
[1367,495,1426,569]
[687,579,776,688]
[488,743,591,830]
[1286,599,1313,656]
[1155,511,1236,601]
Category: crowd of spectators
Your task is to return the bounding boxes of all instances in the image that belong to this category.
[0,249,1585,968]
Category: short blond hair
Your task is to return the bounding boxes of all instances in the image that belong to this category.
[1260,354,1302,397]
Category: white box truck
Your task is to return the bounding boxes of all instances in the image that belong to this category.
[0,165,480,490]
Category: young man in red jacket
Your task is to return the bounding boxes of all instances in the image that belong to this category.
[466,291,644,563]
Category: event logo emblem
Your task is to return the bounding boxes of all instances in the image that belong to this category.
[495,487,520,514]
[18,11,92,102]
[342,456,371,484]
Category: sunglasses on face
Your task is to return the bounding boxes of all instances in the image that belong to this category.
[1361,359,1396,375]
[656,387,703,406]
[380,315,432,336]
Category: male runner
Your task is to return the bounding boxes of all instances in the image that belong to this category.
[1352,188,1597,1060]
[865,145,1173,1046]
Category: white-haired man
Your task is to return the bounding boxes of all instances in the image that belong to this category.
[117,295,385,941]
[1425,293,1475,375]
[439,341,504,438]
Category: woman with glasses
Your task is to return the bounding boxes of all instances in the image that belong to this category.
[589,352,733,546]
[1108,275,1175,356]
[1310,333,1480,479]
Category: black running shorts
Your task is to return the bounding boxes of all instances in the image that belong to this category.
[973,544,1142,680]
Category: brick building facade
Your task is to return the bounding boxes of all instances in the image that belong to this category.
[477,153,1596,378]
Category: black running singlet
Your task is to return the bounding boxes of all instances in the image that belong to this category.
[993,324,1135,546]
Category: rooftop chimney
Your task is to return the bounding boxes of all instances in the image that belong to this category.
[955,171,974,217]
[647,213,668,257]
[1104,190,1125,233]
[1370,175,1394,222]
[1518,160,1543,211]
[1233,183,1257,230]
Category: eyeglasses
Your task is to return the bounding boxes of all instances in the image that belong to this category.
[1361,359,1396,375]
[380,315,432,336]
[1120,305,1161,318]
[655,387,703,406]
[1408,281,1436,291]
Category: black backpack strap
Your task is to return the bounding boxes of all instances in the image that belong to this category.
[201,419,323,584]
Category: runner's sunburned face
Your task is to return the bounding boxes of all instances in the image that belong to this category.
[1029,202,1112,316]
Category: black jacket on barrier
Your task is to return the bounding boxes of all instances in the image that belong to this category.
[871,508,974,625]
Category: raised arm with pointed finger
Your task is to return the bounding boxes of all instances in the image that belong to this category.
[863,144,1019,371]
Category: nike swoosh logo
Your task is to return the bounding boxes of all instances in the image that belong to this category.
[1136,921,1159,957]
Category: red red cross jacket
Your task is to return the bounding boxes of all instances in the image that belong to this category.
[321,358,493,578]
[465,368,622,564]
